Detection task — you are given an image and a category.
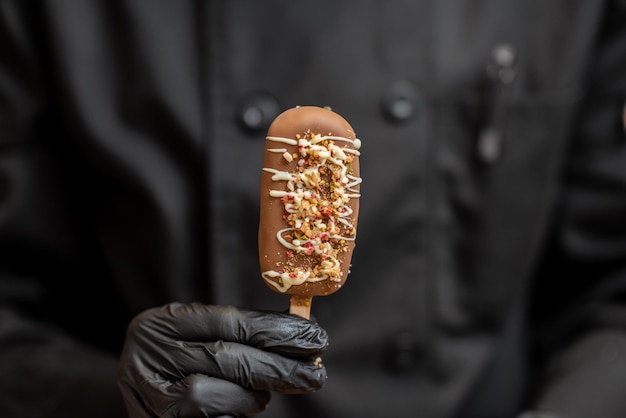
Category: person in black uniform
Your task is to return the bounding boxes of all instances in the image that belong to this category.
[1,1,626,417]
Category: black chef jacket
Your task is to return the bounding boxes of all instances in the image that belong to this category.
[1,1,626,418]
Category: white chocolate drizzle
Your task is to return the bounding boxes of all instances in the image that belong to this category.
[261,133,361,292]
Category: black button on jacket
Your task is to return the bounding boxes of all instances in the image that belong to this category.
[1,1,626,418]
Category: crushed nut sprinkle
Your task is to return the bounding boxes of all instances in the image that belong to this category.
[262,130,362,292]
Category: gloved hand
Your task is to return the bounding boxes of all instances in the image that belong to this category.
[117,303,328,417]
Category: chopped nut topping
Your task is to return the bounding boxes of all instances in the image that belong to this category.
[262,129,362,291]
[273,131,359,281]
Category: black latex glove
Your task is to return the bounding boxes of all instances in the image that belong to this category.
[117,303,328,417]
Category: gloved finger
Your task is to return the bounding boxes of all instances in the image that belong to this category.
[122,374,270,418]
[135,303,328,356]
[176,374,270,417]
[135,339,326,393]
[201,340,325,393]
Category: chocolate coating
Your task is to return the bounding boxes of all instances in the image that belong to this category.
[258,106,361,297]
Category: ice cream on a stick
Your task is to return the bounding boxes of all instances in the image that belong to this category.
[258,106,362,319]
